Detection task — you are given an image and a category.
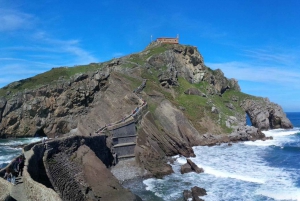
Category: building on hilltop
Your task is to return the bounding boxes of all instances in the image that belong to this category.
[156,35,179,44]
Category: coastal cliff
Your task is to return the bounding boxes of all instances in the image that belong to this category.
[0,42,293,200]
[0,43,292,139]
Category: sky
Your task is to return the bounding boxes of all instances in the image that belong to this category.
[0,0,299,112]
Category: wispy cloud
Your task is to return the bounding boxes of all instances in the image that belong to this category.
[241,48,300,66]
[207,61,300,88]
[0,9,35,32]
[0,6,98,87]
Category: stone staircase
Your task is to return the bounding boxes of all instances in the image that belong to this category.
[96,79,148,162]
[108,120,137,161]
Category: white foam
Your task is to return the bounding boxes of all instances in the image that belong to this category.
[257,189,300,201]
[140,140,300,201]
[243,139,277,146]
[176,156,187,164]
[263,128,300,137]
[199,165,265,184]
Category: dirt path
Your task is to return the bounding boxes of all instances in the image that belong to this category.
[9,176,27,201]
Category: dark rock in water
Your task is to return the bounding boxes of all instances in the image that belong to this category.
[183,186,206,201]
[183,190,192,201]
[180,163,193,174]
[191,186,207,197]
[181,159,204,174]
[193,196,205,201]
[187,159,204,173]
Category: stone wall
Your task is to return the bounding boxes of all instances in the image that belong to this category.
[113,136,136,144]
[42,135,140,201]
[23,144,62,201]
[44,151,85,201]
[109,122,136,138]
[45,135,113,167]
[114,144,136,156]
[27,144,53,188]
[0,178,12,201]
[23,166,62,201]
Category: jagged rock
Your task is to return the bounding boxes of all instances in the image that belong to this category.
[179,106,185,111]
[180,163,193,174]
[158,66,178,87]
[184,88,206,97]
[191,186,207,197]
[226,103,235,110]
[180,159,204,175]
[183,190,192,201]
[183,186,206,201]
[211,106,219,114]
[73,73,88,82]
[241,99,293,130]
[187,159,204,173]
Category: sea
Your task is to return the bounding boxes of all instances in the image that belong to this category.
[1,113,299,201]
[0,137,41,169]
[124,112,300,201]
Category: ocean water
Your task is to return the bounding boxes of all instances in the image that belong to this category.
[125,112,300,201]
[0,137,41,169]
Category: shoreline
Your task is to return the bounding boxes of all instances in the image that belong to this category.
[113,133,274,185]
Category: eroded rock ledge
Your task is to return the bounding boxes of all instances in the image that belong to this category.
[241,98,293,130]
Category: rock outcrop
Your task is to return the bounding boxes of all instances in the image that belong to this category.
[241,98,293,130]
[0,42,293,200]
[183,186,207,201]
[180,159,204,174]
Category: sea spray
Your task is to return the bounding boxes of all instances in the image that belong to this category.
[126,125,300,201]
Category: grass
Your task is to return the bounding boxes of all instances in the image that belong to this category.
[117,72,142,90]
[0,63,104,97]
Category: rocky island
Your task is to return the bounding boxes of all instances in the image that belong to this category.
[0,42,293,201]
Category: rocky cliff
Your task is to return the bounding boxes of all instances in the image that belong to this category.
[0,42,293,178]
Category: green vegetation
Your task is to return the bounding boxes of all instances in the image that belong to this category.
[116,72,141,90]
[0,63,104,97]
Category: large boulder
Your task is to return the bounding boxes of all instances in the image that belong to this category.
[181,159,204,174]
[187,159,204,173]
[184,88,206,97]
[183,186,206,201]
[241,98,293,130]
[180,163,193,174]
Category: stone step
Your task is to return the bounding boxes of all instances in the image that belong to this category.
[113,142,136,148]
[112,135,137,139]
[118,154,135,160]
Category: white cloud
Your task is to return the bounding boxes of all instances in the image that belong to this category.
[0,9,34,32]
[242,48,300,66]
[206,61,300,88]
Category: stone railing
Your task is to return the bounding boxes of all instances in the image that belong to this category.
[23,144,62,201]
[0,178,12,201]
[96,79,147,134]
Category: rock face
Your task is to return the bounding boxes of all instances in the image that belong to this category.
[135,111,195,178]
[0,71,145,138]
[184,88,206,97]
[241,98,293,130]
[180,159,204,174]
[0,42,293,184]
[183,186,206,201]
[43,136,142,201]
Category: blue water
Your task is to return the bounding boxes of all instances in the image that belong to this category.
[125,112,300,201]
[1,113,300,200]
[0,137,41,169]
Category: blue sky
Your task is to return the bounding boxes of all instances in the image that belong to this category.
[0,0,299,111]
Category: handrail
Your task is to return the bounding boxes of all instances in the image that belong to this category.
[96,79,147,134]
